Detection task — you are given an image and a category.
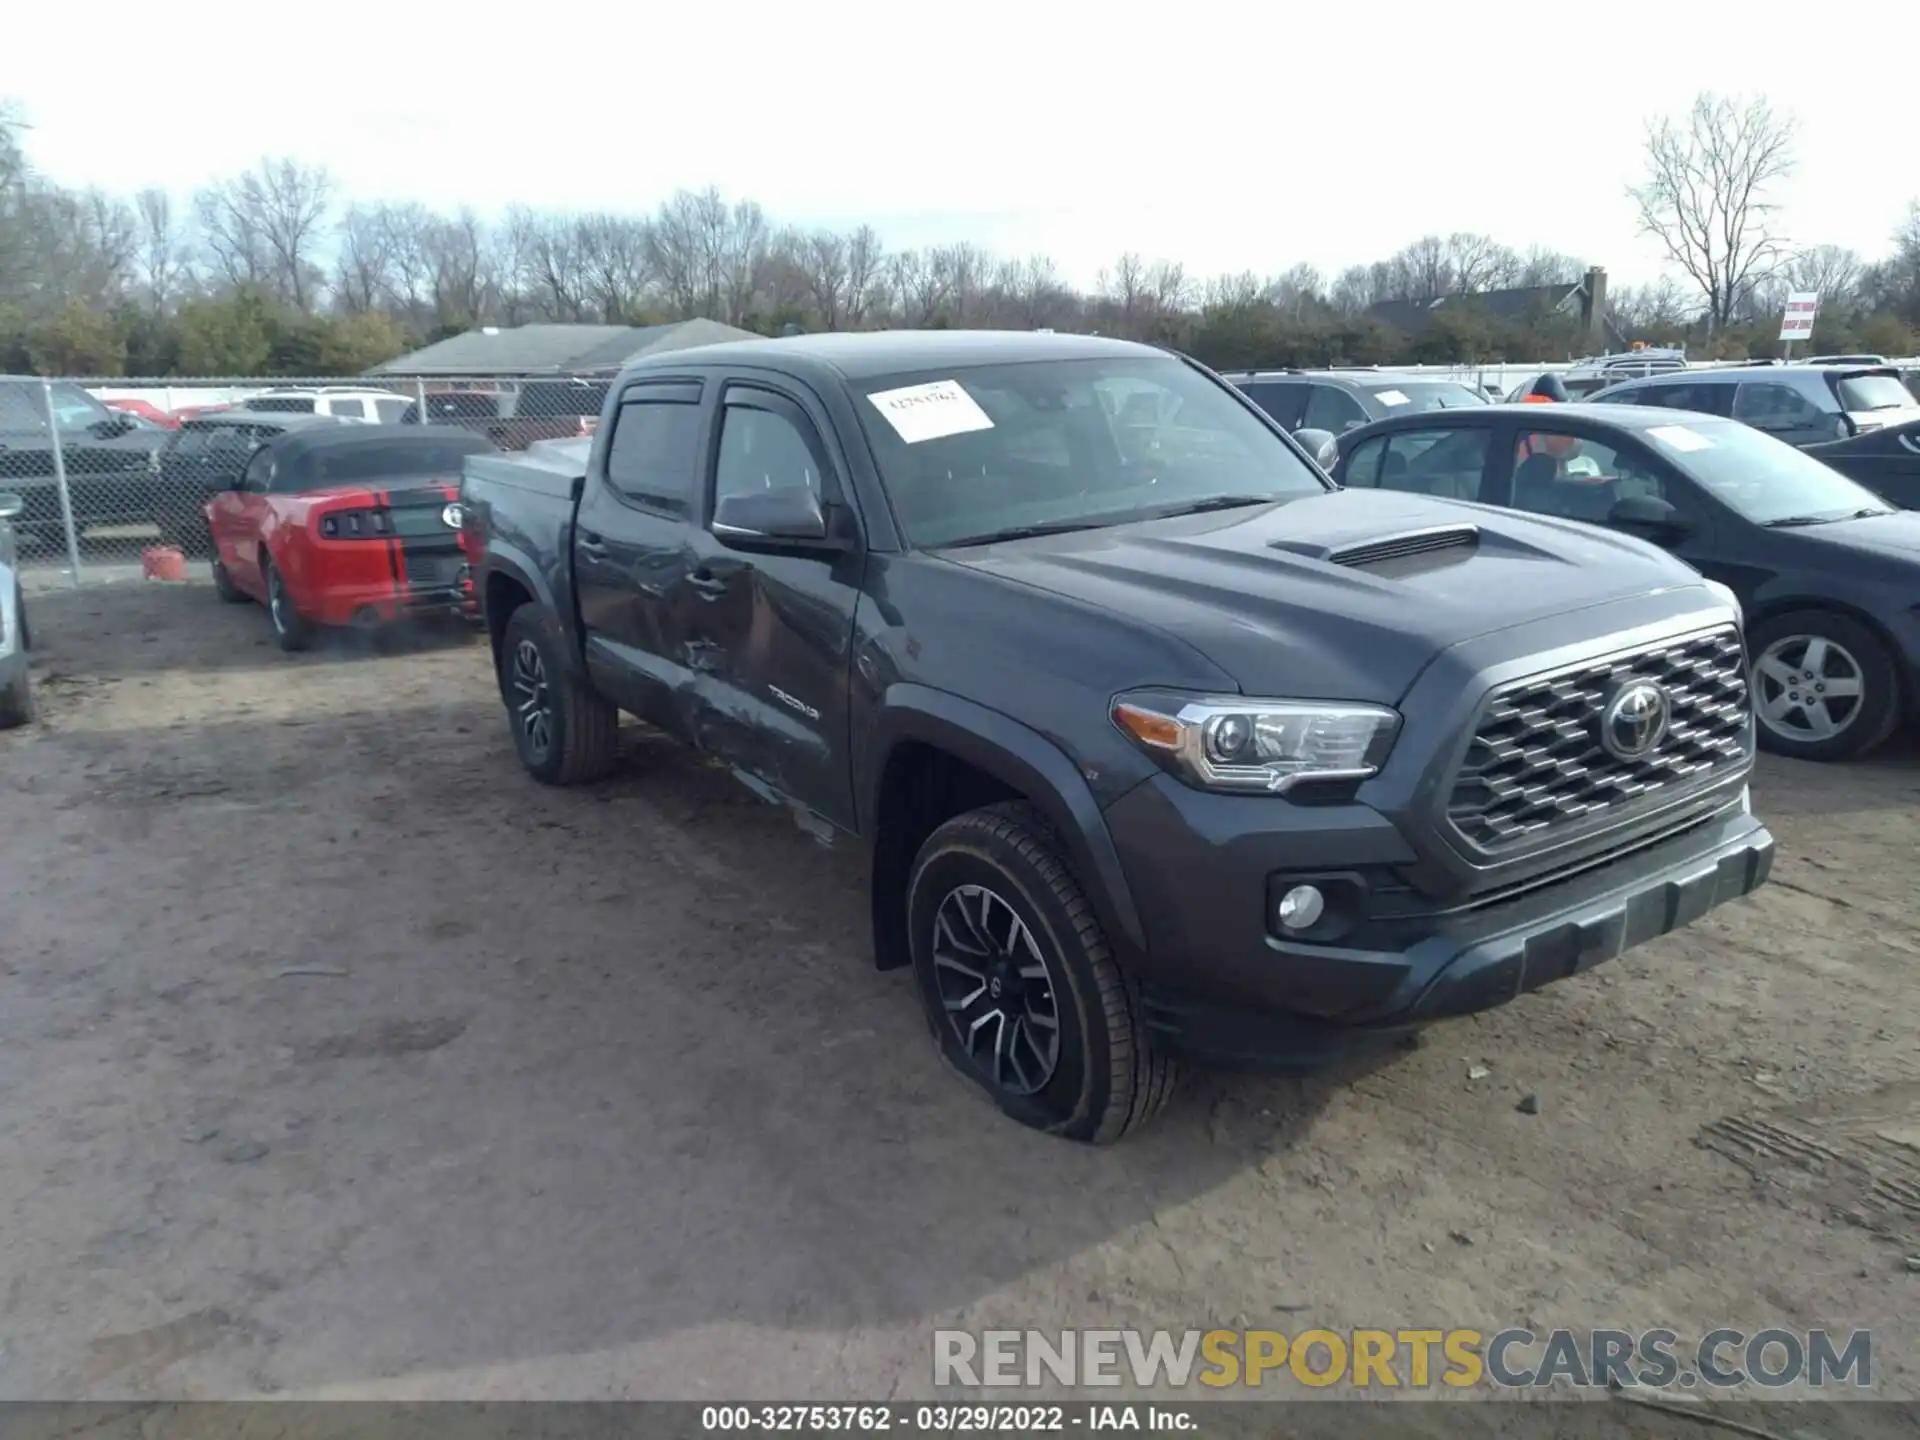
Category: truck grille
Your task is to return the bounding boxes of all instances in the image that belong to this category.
[1445,627,1750,854]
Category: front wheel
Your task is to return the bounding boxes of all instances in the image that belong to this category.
[906,801,1176,1144]
[499,605,618,785]
[1749,610,1900,762]
[261,555,313,652]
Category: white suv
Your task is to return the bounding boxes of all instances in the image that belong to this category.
[237,388,409,424]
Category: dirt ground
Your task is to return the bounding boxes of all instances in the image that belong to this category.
[1,581,1915,1404]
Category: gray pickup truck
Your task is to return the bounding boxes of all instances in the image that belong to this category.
[461,330,1775,1143]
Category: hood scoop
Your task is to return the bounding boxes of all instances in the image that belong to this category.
[1265,523,1482,570]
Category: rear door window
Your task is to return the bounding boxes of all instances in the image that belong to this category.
[1634,382,1734,417]
[1732,382,1833,447]
[603,390,705,513]
[1346,428,1490,500]
[1235,381,1307,430]
[1302,384,1368,434]
[328,397,367,420]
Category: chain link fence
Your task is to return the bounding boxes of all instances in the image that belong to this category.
[2,374,612,588]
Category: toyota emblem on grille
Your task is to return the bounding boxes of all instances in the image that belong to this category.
[441,503,466,530]
[1599,680,1670,760]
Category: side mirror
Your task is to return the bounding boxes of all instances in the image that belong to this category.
[712,486,843,552]
[1293,428,1339,470]
[0,492,23,521]
[1607,493,1690,540]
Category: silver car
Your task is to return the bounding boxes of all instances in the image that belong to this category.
[0,491,32,728]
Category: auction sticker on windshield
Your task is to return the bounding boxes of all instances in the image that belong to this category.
[1375,389,1410,407]
[1646,425,1714,453]
[867,380,995,444]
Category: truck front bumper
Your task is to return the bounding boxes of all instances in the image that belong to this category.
[1102,775,1773,1068]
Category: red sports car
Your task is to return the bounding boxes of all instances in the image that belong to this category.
[203,426,497,650]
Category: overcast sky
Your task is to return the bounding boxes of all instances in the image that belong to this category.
[2,2,1910,294]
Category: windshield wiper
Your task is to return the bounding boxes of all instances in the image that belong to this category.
[1761,514,1837,528]
[1142,494,1279,519]
[946,519,1113,547]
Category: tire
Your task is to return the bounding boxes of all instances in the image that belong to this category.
[499,604,618,785]
[210,556,246,603]
[1748,609,1900,762]
[261,555,313,652]
[14,583,28,651]
[0,663,31,730]
[906,801,1176,1144]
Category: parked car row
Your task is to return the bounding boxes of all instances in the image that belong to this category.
[0,378,610,556]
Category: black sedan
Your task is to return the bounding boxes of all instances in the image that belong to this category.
[1803,415,1920,509]
[1332,403,1920,762]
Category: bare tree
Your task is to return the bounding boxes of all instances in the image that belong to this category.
[1269,263,1323,323]
[1782,243,1862,313]
[335,202,398,314]
[841,224,885,328]
[887,248,954,326]
[795,228,851,330]
[194,159,333,308]
[132,188,190,311]
[1328,264,1376,317]
[1444,233,1520,293]
[573,213,652,323]
[1631,92,1796,329]
[1514,246,1586,288]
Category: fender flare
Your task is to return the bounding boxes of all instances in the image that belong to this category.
[862,685,1147,957]
[477,546,586,678]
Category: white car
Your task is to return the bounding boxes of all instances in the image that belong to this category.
[236,388,410,425]
[0,491,32,728]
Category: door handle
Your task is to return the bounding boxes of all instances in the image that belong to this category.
[687,569,729,600]
[578,530,609,558]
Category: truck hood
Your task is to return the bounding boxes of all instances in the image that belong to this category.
[937,490,1707,704]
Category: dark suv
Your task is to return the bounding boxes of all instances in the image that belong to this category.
[1591,364,1920,448]
[1221,369,1488,437]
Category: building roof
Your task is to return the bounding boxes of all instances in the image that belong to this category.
[370,319,765,377]
[1367,281,1631,350]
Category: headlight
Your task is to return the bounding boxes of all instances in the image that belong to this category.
[1111,691,1400,794]
[1703,578,1742,623]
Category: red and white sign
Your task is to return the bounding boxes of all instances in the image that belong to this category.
[1779,292,1820,342]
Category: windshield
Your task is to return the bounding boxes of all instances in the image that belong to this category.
[1832,374,1916,413]
[308,438,492,486]
[1367,382,1488,412]
[851,357,1328,548]
[1640,419,1891,524]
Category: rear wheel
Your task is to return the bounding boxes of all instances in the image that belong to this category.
[1749,610,1899,762]
[499,604,618,785]
[262,555,313,652]
[906,801,1176,1144]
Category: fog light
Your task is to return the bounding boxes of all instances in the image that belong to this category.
[1276,884,1326,931]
